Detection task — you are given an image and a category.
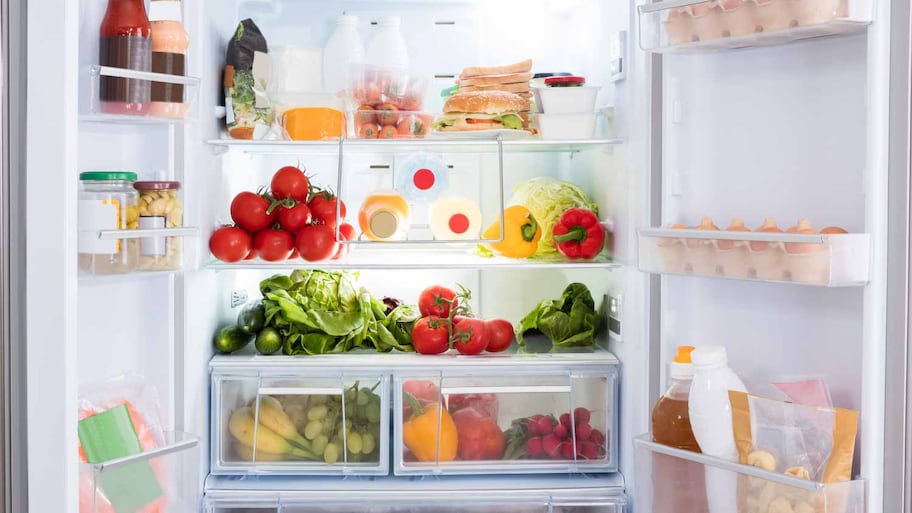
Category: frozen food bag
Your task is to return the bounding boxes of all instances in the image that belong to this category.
[224,19,274,139]
[770,375,833,408]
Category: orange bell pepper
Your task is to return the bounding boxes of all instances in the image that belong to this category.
[402,393,458,462]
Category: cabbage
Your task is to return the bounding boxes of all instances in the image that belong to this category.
[509,178,598,257]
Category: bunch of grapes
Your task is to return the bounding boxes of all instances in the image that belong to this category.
[297,382,383,464]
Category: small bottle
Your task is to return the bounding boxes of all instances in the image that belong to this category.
[365,16,409,69]
[429,197,482,241]
[149,0,190,118]
[99,0,153,115]
[358,191,411,241]
[323,15,364,95]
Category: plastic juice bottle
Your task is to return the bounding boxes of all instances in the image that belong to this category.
[149,0,190,118]
[364,16,409,69]
[323,15,364,95]
[651,346,708,513]
[358,191,411,241]
[99,0,152,115]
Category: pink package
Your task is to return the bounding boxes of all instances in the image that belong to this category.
[770,375,833,408]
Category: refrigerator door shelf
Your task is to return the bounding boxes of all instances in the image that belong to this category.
[638,0,873,53]
[634,434,864,513]
[206,138,624,155]
[393,368,618,475]
[210,373,390,476]
[79,227,200,277]
[84,65,200,124]
[637,228,871,286]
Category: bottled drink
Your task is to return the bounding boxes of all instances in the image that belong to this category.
[149,0,190,118]
[323,15,364,95]
[364,16,409,69]
[99,0,152,115]
[358,191,411,241]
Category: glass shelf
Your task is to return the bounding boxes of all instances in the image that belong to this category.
[207,138,623,155]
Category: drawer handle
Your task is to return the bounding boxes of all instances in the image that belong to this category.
[258,386,342,396]
[440,385,571,395]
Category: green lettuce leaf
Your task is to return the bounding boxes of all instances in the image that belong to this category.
[516,283,602,348]
[493,113,523,130]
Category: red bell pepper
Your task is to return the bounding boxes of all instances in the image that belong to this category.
[552,208,605,260]
[452,407,505,461]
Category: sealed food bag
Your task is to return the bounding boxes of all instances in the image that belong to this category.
[770,375,833,408]
[224,19,274,139]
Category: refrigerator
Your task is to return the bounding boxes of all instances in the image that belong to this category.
[6,0,912,511]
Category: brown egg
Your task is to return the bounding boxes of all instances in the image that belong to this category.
[785,220,825,254]
[820,226,848,234]
[718,217,749,250]
[750,218,783,252]
[688,216,719,248]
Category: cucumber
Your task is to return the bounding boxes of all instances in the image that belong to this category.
[214,325,252,353]
[237,300,265,335]
[255,327,283,355]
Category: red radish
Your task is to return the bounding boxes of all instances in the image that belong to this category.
[560,440,575,460]
[591,429,606,445]
[559,413,572,429]
[526,437,543,457]
[576,440,585,456]
[535,416,554,436]
[542,434,561,459]
[527,415,543,436]
[554,424,569,439]
[575,422,593,441]
[574,407,591,425]
[581,441,599,460]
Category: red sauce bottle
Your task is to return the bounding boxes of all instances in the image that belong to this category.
[99,0,152,115]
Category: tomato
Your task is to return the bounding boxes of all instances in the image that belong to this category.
[452,407,505,460]
[295,224,338,262]
[453,318,487,355]
[277,203,311,232]
[412,316,450,355]
[452,315,470,326]
[333,222,356,260]
[309,194,347,229]
[484,319,514,353]
[378,125,398,139]
[397,114,432,137]
[418,285,458,318]
[356,105,376,124]
[376,103,399,126]
[401,380,445,419]
[270,165,309,202]
[289,248,301,259]
[230,191,274,233]
[209,226,252,263]
[253,229,294,261]
[357,122,380,139]
[449,393,499,420]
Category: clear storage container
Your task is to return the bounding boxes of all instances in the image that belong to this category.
[78,171,140,275]
[134,181,183,270]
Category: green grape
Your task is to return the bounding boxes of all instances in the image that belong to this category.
[349,451,362,463]
[344,387,357,403]
[323,443,340,465]
[349,407,361,422]
[304,420,323,440]
[357,405,368,421]
[312,434,329,455]
[307,405,328,421]
[310,395,327,406]
[346,432,363,454]
[356,388,371,406]
[366,403,381,424]
[361,432,376,455]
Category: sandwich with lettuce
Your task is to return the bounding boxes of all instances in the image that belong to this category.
[434,91,529,132]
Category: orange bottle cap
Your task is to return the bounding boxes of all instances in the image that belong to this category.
[673,345,696,364]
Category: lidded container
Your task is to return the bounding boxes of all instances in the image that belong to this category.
[134,181,183,270]
[78,171,140,274]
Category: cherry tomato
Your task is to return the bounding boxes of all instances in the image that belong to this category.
[230,192,274,233]
[412,316,450,355]
[295,224,339,262]
[277,203,311,232]
[453,318,487,355]
[309,194,347,229]
[270,165,309,202]
[333,222,356,260]
[356,105,376,124]
[375,103,399,126]
[358,122,380,139]
[209,226,252,263]
[418,285,458,318]
[484,319,514,352]
[253,229,294,261]
[378,125,398,139]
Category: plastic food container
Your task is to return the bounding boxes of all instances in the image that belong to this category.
[78,171,140,275]
[134,181,183,270]
[534,86,599,114]
[536,113,597,140]
[352,109,433,139]
[348,64,428,112]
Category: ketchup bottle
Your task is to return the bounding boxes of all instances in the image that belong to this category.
[99,0,152,115]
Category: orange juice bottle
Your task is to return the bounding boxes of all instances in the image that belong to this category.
[358,191,411,241]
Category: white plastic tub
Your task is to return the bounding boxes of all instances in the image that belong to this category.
[536,113,597,140]
[533,86,599,114]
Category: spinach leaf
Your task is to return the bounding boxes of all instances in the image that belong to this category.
[516,283,602,348]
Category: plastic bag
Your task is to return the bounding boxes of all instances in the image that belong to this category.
[224,19,274,140]
[770,375,833,408]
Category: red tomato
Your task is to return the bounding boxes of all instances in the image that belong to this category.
[449,393,499,420]
[289,248,301,259]
[277,203,311,232]
[378,125,398,139]
[253,229,294,261]
[357,122,380,139]
[397,114,431,137]
[270,166,309,202]
[452,407,505,460]
[453,318,487,355]
[375,103,400,126]
[356,105,376,124]
[295,224,338,262]
[333,222,356,260]
[309,194,347,229]
[452,315,470,326]
[209,226,252,263]
[230,192,274,233]
[418,285,458,318]
[412,316,450,355]
[484,319,514,353]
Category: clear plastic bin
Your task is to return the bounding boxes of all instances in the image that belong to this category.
[351,109,434,139]
[637,228,871,286]
[79,431,200,513]
[210,373,389,475]
[634,434,865,513]
[393,369,618,475]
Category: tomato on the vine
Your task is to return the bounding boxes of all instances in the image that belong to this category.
[332,222,356,260]
[418,285,458,318]
[209,226,251,263]
[453,318,487,355]
[484,319,514,353]
[253,229,294,261]
[270,166,309,202]
[230,191,274,233]
[295,224,339,262]
[412,316,450,354]
[277,203,311,232]
[309,193,347,229]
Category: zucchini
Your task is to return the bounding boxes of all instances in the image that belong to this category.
[214,325,252,354]
[237,300,266,335]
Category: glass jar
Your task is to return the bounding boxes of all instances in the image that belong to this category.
[78,171,140,274]
[134,181,183,270]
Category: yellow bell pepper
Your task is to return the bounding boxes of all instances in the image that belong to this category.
[482,205,542,258]
[402,393,458,462]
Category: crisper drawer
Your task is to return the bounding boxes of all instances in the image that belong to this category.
[634,435,865,513]
[393,368,618,475]
[210,372,389,475]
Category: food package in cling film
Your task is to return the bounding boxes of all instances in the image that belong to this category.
[224,19,274,140]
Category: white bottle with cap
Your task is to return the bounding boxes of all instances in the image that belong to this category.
[688,346,747,513]
[364,16,409,69]
[323,15,364,95]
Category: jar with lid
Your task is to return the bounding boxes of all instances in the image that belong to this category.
[134,181,183,270]
[78,172,140,274]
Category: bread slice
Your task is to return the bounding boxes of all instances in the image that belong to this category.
[460,82,530,94]
[459,59,533,79]
[458,72,533,87]
[443,91,530,114]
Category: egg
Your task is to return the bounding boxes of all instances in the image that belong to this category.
[718,217,749,250]
[687,216,719,248]
[820,226,849,234]
[785,219,825,254]
[658,223,689,247]
[750,218,783,252]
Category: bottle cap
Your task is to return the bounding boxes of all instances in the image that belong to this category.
[669,345,695,379]
[336,15,358,26]
[377,16,401,27]
[149,0,183,22]
[673,345,695,363]
[691,346,729,369]
[370,210,399,239]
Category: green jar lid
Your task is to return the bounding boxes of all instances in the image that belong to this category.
[80,171,138,181]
